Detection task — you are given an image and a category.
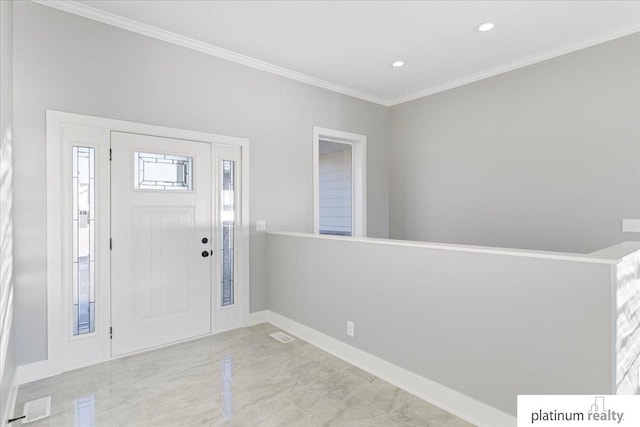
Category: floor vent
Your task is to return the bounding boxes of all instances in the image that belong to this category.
[22,396,51,424]
[270,331,295,343]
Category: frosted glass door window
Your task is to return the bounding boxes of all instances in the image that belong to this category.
[318,141,353,236]
[72,146,96,336]
[134,152,192,190]
[221,160,235,307]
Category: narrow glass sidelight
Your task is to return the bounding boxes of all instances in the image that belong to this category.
[221,160,235,307]
[72,146,96,335]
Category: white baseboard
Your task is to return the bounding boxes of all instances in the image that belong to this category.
[247,310,268,326]
[2,373,19,427]
[16,360,54,385]
[265,310,516,427]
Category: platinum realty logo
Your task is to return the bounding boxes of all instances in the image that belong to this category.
[518,395,640,426]
[530,397,623,423]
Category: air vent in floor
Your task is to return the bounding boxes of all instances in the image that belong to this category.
[22,396,51,424]
[270,331,295,343]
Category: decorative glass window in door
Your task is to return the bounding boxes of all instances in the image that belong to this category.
[72,146,96,335]
[134,152,192,190]
[221,160,235,306]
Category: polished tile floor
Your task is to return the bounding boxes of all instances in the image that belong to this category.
[14,323,474,426]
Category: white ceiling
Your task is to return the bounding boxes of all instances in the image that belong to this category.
[48,1,640,105]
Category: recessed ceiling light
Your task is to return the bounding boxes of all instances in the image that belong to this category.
[392,60,405,68]
[477,22,495,32]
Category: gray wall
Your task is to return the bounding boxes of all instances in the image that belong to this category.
[12,2,389,364]
[390,33,640,254]
[12,1,640,369]
[267,233,615,416]
[0,0,16,418]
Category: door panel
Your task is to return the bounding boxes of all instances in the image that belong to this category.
[111,131,212,357]
[133,207,194,319]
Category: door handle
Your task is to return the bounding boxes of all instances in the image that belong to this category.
[201,251,210,258]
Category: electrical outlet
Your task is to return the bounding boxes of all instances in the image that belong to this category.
[347,321,355,337]
[256,220,267,231]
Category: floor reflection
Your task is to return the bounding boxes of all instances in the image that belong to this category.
[73,395,95,427]
[221,354,234,421]
[13,324,474,426]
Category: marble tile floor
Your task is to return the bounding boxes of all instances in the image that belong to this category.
[13,323,475,426]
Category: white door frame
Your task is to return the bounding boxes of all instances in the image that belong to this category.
[45,110,250,376]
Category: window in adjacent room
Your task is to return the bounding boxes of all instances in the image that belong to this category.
[313,127,366,237]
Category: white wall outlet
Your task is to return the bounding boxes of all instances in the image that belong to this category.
[347,321,355,337]
[622,219,640,232]
[256,220,267,231]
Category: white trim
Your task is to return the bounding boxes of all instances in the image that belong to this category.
[610,263,618,394]
[267,231,622,264]
[64,129,111,368]
[313,127,367,237]
[247,310,268,326]
[47,111,249,147]
[213,144,244,332]
[1,373,18,426]
[31,0,640,107]
[16,360,50,385]
[46,111,251,373]
[32,0,389,107]
[239,141,251,327]
[0,287,14,392]
[45,114,63,378]
[265,310,515,427]
[389,25,640,106]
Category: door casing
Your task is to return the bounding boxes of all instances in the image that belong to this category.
[45,110,250,377]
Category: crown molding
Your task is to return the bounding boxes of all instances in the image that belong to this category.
[32,0,392,106]
[32,0,640,108]
[388,23,640,106]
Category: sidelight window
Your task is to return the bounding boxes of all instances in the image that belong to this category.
[221,160,235,307]
[72,146,96,335]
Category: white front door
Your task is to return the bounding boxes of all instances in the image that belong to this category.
[110,132,212,356]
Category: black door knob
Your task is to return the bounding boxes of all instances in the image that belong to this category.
[201,251,209,258]
[202,237,208,244]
